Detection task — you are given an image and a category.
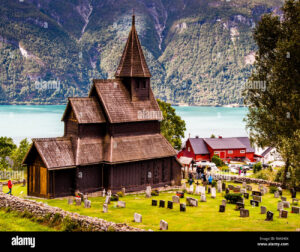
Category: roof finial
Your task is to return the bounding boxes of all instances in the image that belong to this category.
[132,8,135,26]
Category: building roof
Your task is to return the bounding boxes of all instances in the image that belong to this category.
[92,79,162,123]
[62,97,106,124]
[178,156,193,166]
[115,15,151,78]
[260,147,273,157]
[28,138,75,169]
[203,137,246,150]
[235,137,255,153]
[189,138,210,154]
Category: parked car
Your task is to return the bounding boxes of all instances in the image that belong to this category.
[230,167,239,173]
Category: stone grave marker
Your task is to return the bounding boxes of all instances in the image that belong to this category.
[244,193,249,199]
[75,198,81,206]
[292,198,299,205]
[207,187,211,194]
[253,195,262,203]
[252,191,262,196]
[186,197,198,207]
[200,186,206,195]
[117,201,126,208]
[265,211,273,221]
[250,200,259,207]
[246,185,252,191]
[105,196,111,204]
[134,213,142,223]
[217,180,222,193]
[22,179,26,187]
[172,195,180,203]
[189,184,194,194]
[261,206,267,214]
[84,200,91,208]
[236,202,245,210]
[102,189,106,197]
[228,185,234,190]
[281,196,287,202]
[159,200,165,208]
[278,187,282,196]
[240,209,249,217]
[219,205,225,212]
[107,190,112,197]
[279,210,288,218]
[83,194,88,201]
[242,182,247,188]
[211,187,216,198]
[277,202,283,211]
[122,187,126,196]
[167,201,173,209]
[291,206,300,214]
[233,186,241,193]
[195,185,201,195]
[241,188,246,194]
[160,220,168,230]
[282,201,290,208]
[200,194,207,202]
[182,182,186,191]
[152,199,157,206]
[222,182,226,191]
[180,203,186,212]
[222,199,226,206]
[145,186,151,198]
[103,203,108,213]
[68,198,74,205]
[225,188,230,194]
[290,188,296,199]
[274,191,279,198]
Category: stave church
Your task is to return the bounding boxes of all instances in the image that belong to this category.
[23,14,181,198]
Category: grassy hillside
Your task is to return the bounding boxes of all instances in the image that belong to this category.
[0,0,284,105]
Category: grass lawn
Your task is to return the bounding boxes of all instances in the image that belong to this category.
[0,210,58,231]
[26,181,300,231]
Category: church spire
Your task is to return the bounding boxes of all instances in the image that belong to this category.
[115,14,151,78]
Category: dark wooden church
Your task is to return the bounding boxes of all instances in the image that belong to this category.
[23,15,182,198]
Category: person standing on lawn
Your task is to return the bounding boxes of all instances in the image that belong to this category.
[208,174,213,185]
[6,179,12,195]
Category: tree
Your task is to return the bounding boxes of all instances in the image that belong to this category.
[243,0,300,187]
[10,138,31,170]
[157,99,186,150]
[211,155,224,167]
[210,134,216,138]
[0,137,17,170]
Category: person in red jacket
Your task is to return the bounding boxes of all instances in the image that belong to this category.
[7,179,12,195]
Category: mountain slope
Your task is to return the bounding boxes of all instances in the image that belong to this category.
[0,0,284,105]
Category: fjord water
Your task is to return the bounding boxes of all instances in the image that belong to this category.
[0,105,248,144]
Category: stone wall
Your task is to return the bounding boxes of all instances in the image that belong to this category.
[0,193,142,232]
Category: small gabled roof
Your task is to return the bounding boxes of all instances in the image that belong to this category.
[91,79,162,123]
[260,147,274,157]
[203,138,246,150]
[236,137,255,153]
[115,15,151,78]
[189,138,210,154]
[62,97,106,124]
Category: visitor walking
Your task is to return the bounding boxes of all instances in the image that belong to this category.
[208,174,213,185]
[6,179,12,195]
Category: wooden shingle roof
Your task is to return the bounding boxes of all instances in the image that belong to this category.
[62,97,106,124]
[115,15,151,78]
[92,79,162,123]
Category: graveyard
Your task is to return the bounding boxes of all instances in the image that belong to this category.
[3,180,298,232]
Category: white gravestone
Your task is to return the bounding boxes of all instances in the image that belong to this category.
[211,187,216,198]
[105,196,111,204]
[200,186,206,195]
[107,190,112,197]
[200,194,207,202]
[84,200,91,208]
[160,220,168,230]
[103,203,108,213]
[172,195,180,203]
[117,201,126,208]
[195,186,201,195]
[134,213,142,223]
[102,189,106,197]
[145,186,151,198]
[68,198,74,205]
[75,198,81,206]
[189,184,194,194]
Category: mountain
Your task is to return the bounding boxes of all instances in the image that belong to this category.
[0,0,284,105]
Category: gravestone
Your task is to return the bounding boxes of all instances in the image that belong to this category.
[68,198,73,205]
[265,211,273,221]
[233,187,241,193]
[292,198,299,205]
[217,180,222,193]
[242,182,247,188]
[22,179,26,187]
[122,187,126,196]
[105,196,111,205]
[211,187,216,198]
[160,220,168,230]
[244,193,249,199]
[111,194,119,201]
[167,201,173,209]
[222,199,226,206]
[277,202,283,211]
[200,194,207,202]
[278,187,283,196]
[282,201,290,208]
[222,182,226,191]
[83,195,88,201]
[241,188,246,194]
[145,186,151,198]
[250,200,259,207]
[134,213,142,223]
[240,209,249,217]
[225,188,230,194]
[107,190,112,197]
[152,200,157,206]
[75,198,81,206]
[172,195,180,203]
[159,200,165,208]
[189,184,194,194]
[274,191,279,198]
[102,203,108,213]
[219,205,225,212]
[180,203,186,212]
[228,185,234,190]
[195,185,201,195]
[186,197,198,207]
[290,188,296,199]
[252,191,262,196]
[291,206,300,214]
[237,198,245,204]
[84,200,91,208]
[246,185,252,191]
[261,206,267,214]
[236,202,245,210]
[207,187,211,194]
[117,201,126,208]
[253,195,262,203]
[182,183,186,191]
[279,210,288,218]
[102,189,106,197]
[281,196,287,202]
[200,186,206,195]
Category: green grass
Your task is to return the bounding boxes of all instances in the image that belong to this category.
[29,181,300,231]
[0,210,57,231]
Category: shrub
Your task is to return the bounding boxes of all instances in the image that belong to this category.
[110,194,119,201]
[224,193,243,204]
[50,213,62,226]
[212,155,224,167]
[269,186,278,193]
[62,216,80,232]
[151,190,159,196]
[253,169,275,181]
[116,191,124,197]
[253,162,262,173]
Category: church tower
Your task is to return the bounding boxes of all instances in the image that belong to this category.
[115,14,151,101]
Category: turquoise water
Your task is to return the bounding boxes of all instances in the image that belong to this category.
[0,105,249,144]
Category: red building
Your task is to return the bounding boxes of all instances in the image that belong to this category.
[177,136,259,162]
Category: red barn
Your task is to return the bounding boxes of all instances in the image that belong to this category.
[178,136,258,162]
